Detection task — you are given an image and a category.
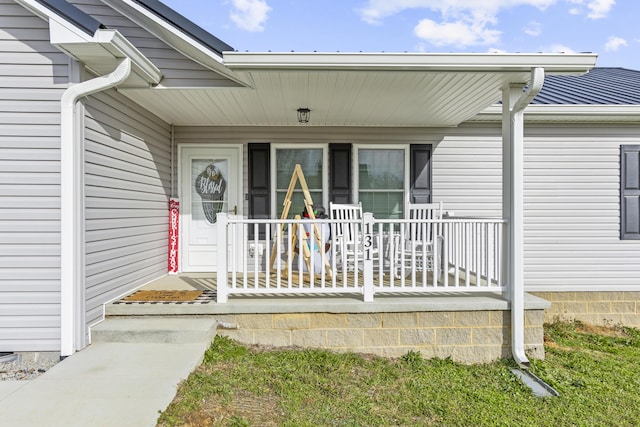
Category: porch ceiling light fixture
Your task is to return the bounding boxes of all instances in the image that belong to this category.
[297,107,310,123]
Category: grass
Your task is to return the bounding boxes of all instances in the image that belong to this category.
[157,321,640,426]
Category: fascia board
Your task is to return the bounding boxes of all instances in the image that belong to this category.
[480,104,640,116]
[223,52,598,73]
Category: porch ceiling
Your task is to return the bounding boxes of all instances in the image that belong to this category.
[119,52,598,127]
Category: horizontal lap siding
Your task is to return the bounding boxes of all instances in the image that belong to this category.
[0,0,68,351]
[523,124,640,291]
[433,125,503,217]
[84,89,171,331]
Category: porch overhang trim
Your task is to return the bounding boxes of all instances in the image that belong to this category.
[223,52,597,73]
[51,26,162,86]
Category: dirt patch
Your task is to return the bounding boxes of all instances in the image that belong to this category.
[574,323,628,338]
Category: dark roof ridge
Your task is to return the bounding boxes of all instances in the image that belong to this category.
[35,0,104,36]
[132,0,233,56]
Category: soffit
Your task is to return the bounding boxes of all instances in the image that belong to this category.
[119,52,597,127]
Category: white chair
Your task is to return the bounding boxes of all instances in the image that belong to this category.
[329,202,363,272]
[393,202,443,278]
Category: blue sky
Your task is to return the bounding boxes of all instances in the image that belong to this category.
[159,0,639,70]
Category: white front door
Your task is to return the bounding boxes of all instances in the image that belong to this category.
[179,145,242,272]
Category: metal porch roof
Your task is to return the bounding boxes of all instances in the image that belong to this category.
[533,67,640,105]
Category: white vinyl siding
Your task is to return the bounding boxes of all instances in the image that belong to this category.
[433,125,503,217]
[84,89,171,332]
[0,0,69,351]
[523,124,640,291]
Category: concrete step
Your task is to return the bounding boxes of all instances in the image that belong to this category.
[91,317,218,344]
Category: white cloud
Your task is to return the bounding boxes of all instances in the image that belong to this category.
[524,21,542,36]
[488,47,508,53]
[605,36,627,51]
[229,0,271,32]
[358,1,556,24]
[414,19,501,46]
[358,0,556,47]
[566,0,615,19]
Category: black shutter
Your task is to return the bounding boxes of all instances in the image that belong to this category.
[329,143,352,203]
[621,145,640,239]
[248,143,270,238]
[409,144,432,204]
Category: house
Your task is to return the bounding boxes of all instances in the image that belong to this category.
[1,0,638,365]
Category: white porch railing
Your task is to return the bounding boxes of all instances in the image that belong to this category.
[215,213,506,303]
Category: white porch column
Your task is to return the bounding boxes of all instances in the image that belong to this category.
[362,212,375,302]
[502,68,545,367]
[216,212,229,303]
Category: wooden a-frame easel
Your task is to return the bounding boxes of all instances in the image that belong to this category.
[269,164,332,279]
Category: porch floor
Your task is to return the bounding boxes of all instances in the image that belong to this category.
[105,273,550,316]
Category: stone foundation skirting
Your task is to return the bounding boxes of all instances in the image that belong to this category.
[532,291,640,328]
[215,309,546,364]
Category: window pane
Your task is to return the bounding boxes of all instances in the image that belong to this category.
[358,149,404,218]
[275,148,324,218]
[276,149,323,189]
[358,149,404,190]
[359,191,403,219]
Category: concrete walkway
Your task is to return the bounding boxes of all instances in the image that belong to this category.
[0,318,217,427]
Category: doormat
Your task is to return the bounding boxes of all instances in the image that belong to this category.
[123,290,204,302]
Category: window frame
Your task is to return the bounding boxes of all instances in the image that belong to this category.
[353,144,410,218]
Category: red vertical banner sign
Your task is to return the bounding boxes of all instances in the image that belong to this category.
[168,198,180,273]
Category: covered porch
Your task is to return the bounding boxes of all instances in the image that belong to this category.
[108,272,550,364]
[113,212,547,364]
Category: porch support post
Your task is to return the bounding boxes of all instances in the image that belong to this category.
[502,68,545,367]
[216,212,229,303]
[362,212,375,302]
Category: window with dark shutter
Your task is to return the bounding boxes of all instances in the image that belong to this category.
[329,144,352,204]
[409,144,432,204]
[621,145,640,240]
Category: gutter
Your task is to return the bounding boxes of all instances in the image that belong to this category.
[505,67,545,367]
[60,58,132,357]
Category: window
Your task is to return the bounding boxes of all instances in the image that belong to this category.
[274,147,325,218]
[357,148,405,219]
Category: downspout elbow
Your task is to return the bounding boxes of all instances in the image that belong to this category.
[60,58,132,357]
[513,67,545,114]
[61,58,132,108]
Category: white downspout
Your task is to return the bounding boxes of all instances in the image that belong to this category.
[60,58,132,357]
[503,67,544,367]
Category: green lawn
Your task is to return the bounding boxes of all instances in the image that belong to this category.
[157,321,640,426]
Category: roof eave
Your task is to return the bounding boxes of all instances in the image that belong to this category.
[473,104,640,122]
[223,52,598,73]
